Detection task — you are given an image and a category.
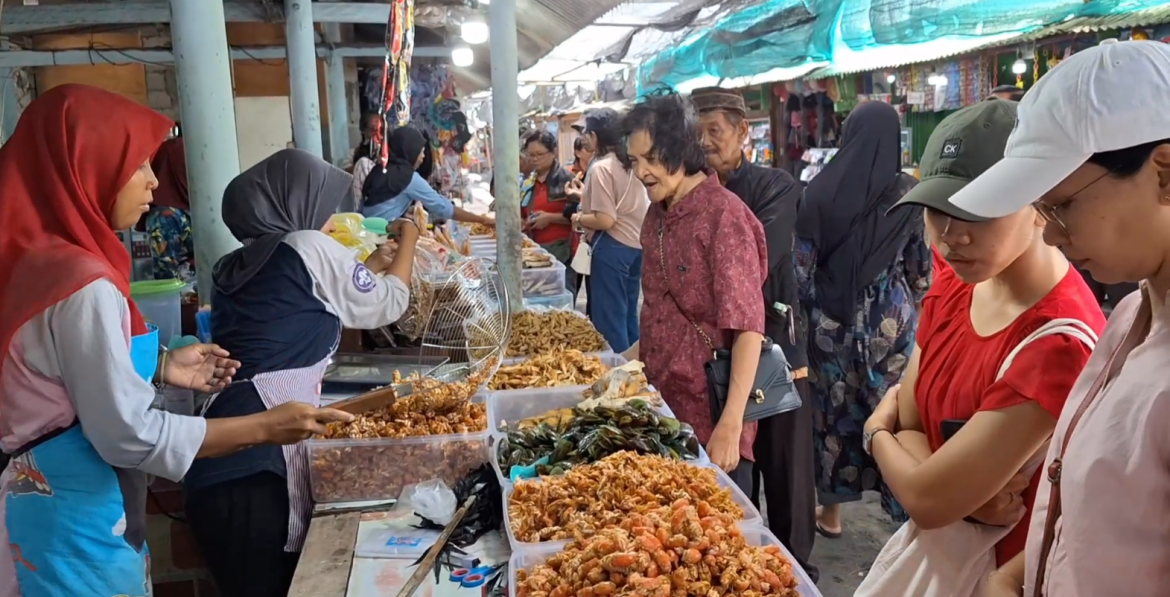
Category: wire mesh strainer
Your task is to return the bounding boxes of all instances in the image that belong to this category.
[419,257,510,389]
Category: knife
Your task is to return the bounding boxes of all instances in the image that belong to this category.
[327,381,416,415]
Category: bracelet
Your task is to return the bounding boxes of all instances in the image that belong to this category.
[154,347,169,390]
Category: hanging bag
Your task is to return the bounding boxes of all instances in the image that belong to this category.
[656,218,801,422]
[571,166,635,276]
[854,318,1098,597]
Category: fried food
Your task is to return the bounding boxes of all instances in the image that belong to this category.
[515,500,800,597]
[522,247,555,269]
[580,361,661,409]
[488,349,606,391]
[469,222,495,236]
[508,452,742,543]
[321,368,492,439]
[507,310,607,357]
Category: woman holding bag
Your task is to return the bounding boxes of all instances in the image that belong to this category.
[857,100,1104,597]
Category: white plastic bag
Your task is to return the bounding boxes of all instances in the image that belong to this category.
[407,479,457,526]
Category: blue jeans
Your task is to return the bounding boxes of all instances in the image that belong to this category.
[588,232,642,353]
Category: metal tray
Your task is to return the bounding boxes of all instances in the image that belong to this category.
[321,353,448,393]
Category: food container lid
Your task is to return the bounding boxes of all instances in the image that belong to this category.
[130,279,187,297]
[362,217,389,234]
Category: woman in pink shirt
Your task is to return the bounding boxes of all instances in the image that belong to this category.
[949,40,1170,597]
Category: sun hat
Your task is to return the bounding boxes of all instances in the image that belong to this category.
[889,100,1018,221]
[950,39,1170,219]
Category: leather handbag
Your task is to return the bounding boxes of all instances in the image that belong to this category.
[656,219,801,422]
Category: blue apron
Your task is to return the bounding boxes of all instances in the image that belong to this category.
[5,326,160,597]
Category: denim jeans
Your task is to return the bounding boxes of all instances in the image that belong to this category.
[588,232,642,353]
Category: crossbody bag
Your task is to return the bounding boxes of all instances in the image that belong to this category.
[571,167,636,276]
[655,218,801,422]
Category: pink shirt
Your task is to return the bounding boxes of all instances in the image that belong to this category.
[1025,287,1170,596]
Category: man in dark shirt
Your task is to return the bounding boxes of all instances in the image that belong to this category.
[691,87,818,583]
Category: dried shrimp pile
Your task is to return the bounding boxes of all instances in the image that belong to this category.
[515,499,799,597]
[508,452,741,542]
[507,310,607,357]
[321,369,490,439]
[488,349,606,390]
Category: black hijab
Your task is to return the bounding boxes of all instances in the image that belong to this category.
[362,126,427,206]
[795,101,920,324]
[213,148,353,294]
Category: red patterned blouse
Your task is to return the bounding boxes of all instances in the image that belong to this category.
[640,174,769,462]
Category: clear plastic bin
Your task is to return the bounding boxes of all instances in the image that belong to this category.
[502,461,762,551]
[508,524,822,597]
[523,290,574,310]
[488,372,659,437]
[307,397,490,503]
[521,261,567,298]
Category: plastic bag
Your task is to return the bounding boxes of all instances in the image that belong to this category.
[328,212,378,261]
[354,527,440,559]
[407,479,457,526]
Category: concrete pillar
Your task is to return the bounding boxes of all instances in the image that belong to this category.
[489,0,523,312]
[325,53,350,166]
[169,0,242,304]
[285,0,324,158]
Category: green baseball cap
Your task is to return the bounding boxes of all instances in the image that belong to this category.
[889,99,1018,221]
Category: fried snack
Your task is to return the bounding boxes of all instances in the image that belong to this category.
[508,452,742,543]
[522,248,555,269]
[580,361,662,409]
[507,310,607,357]
[310,369,493,503]
[515,500,799,597]
[516,408,576,430]
[488,349,606,391]
[469,222,495,236]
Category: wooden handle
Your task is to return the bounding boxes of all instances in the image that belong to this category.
[328,386,398,415]
[395,494,478,597]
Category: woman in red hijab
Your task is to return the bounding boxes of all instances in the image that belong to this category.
[0,84,351,597]
[145,135,196,280]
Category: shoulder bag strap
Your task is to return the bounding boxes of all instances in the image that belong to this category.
[996,319,1099,380]
[1030,320,1122,597]
[656,217,715,353]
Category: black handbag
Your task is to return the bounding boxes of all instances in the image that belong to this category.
[656,220,802,422]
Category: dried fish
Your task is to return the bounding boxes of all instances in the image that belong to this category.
[505,310,607,357]
[488,349,607,391]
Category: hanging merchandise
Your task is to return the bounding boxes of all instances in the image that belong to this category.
[371,0,417,167]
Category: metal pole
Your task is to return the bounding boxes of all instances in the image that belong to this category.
[489,0,523,312]
[285,0,324,157]
[169,0,242,305]
[325,53,350,166]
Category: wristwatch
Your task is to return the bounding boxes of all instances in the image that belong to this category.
[863,427,890,456]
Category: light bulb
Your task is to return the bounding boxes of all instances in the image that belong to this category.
[461,19,488,44]
[935,74,948,86]
[927,74,938,85]
[452,46,474,67]
[1012,59,1027,74]
[886,74,896,84]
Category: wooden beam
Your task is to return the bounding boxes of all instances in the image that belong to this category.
[288,512,361,597]
[0,44,448,67]
[2,1,393,35]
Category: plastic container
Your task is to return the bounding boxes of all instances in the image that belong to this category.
[508,525,822,597]
[130,279,186,348]
[521,261,567,298]
[522,290,574,311]
[307,397,490,503]
[502,461,762,551]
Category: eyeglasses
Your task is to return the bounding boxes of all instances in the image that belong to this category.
[1032,168,1112,235]
[525,150,552,160]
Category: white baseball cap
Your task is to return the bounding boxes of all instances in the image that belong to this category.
[951,39,1170,218]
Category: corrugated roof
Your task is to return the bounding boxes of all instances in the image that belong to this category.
[1015,4,1170,40]
[806,28,1025,78]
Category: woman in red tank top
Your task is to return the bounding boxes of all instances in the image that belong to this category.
[860,102,1104,594]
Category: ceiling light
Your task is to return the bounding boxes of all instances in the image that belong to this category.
[452,46,475,67]
[886,74,896,84]
[1012,59,1027,74]
[934,74,948,86]
[461,16,489,45]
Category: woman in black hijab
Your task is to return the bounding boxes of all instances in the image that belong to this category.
[184,149,421,597]
[793,101,931,538]
[361,125,494,228]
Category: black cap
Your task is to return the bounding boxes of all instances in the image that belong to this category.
[581,107,620,136]
[889,100,1019,222]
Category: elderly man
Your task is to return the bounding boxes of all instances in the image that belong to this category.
[987,84,1025,101]
[691,87,818,582]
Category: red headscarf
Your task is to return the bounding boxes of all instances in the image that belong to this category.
[0,84,174,374]
[151,136,189,211]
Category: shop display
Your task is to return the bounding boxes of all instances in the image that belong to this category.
[488,349,606,391]
[320,370,489,439]
[508,452,743,543]
[580,361,660,410]
[496,400,701,476]
[506,309,607,357]
[513,502,800,597]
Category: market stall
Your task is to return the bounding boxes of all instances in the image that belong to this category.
[289,227,822,596]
